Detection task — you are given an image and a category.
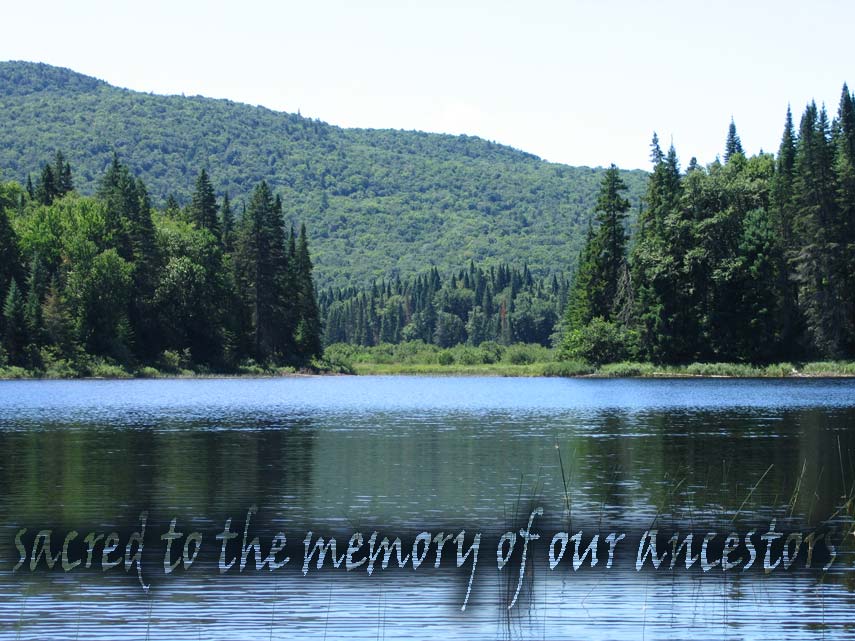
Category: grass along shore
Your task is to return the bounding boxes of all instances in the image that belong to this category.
[328,342,855,378]
[2,341,855,379]
[351,360,855,377]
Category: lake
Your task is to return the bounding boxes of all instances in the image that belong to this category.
[1,376,854,639]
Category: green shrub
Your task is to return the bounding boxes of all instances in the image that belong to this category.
[437,350,454,366]
[158,350,182,373]
[762,363,796,377]
[0,366,31,379]
[478,341,504,364]
[560,318,637,366]
[315,352,355,375]
[237,359,268,376]
[89,360,132,378]
[136,366,162,378]
[44,358,78,379]
[503,343,550,365]
[455,347,484,365]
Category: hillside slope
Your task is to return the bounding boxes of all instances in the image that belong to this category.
[0,61,647,287]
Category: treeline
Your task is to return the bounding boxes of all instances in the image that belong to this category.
[320,264,569,347]
[0,154,322,375]
[561,85,855,364]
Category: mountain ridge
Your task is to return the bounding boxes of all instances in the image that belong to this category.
[0,60,647,288]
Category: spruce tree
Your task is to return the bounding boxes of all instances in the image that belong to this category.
[724,119,744,162]
[220,192,235,252]
[793,102,845,356]
[3,280,28,365]
[0,205,21,312]
[834,85,855,351]
[35,163,56,205]
[234,181,290,360]
[294,223,322,360]
[53,151,73,196]
[771,106,802,356]
[189,169,220,239]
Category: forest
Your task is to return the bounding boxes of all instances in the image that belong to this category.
[0,61,646,289]
[0,155,323,377]
[322,86,855,369]
[560,87,855,365]
[2,71,855,377]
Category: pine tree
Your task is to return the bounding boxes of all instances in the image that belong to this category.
[35,163,56,205]
[630,140,692,362]
[234,181,290,361]
[189,169,220,239]
[220,192,235,252]
[53,151,73,197]
[294,223,322,360]
[0,205,22,313]
[724,119,744,162]
[97,154,135,257]
[127,178,162,359]
[792,102,845,356]
[834,84,855,351]
[771,106,802,357]
[3,280,28,365]
[23,258,46,346]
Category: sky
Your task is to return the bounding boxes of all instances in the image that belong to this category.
[1,0,852,170]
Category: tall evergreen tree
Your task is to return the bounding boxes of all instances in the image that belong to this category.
[53,151,73,196]
[294,223,323,360]
[631,139,692,362]
[234,181,290,360]
[3,280,28,365]
[220,192,235,252]
[724,119,744,162]
[35,163,56,205]
[562,165,630,329]
[792,102,845,356]
[834,85,855,351]
[771,106,802,356]
[0,205,22,313]
[189,169,220,239]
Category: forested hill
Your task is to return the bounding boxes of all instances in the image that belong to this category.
[0,61,646,288]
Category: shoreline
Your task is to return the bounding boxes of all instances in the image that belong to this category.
[2,361,855,380]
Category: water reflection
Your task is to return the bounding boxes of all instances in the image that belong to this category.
[0,377,854,639]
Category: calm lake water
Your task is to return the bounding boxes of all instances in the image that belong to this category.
[0,376,854,640]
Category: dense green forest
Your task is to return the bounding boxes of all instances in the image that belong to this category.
[320,264,569,347]
[0,155,323,376]
[560,88,855,364]
[0,61,646,289]
[322,87,855,367]
[2,61,854,375]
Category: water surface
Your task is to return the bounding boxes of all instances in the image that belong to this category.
[1,377,853,639]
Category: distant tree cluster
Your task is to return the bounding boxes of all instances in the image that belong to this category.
[561,86,855,364]
[321,264,569,348]
[0,156,322,374]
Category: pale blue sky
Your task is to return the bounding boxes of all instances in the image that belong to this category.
[2,0,852,170]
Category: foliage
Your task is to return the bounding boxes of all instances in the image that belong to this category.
[561,317,637,365]
[321,263,568,349]
[560,86,855,365]
[0,155,323,376]
[0,61,646,290]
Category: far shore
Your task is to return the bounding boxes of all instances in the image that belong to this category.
[2,360,855,380]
